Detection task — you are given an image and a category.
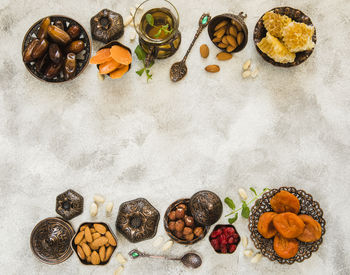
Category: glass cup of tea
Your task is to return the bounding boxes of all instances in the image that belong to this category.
[134,0,181,66]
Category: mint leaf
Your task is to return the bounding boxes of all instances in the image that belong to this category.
[263,188,269,192]
[136,68,145,76]
[224,197,235,210]
[241,201,250,218]
[135,45,146,61]
[154,29,162,38]
[228,213,238,224]
[146,14,154,26]
[250,187,257,196]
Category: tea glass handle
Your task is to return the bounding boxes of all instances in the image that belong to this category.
[145,46,156,68]
[182,13,211,63]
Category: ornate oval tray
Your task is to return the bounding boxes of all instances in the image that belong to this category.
[248,187,326,264]
[254,7,317,67]
[30,217,75,264]
[22,15,91,82]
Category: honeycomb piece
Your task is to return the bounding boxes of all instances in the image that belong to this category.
[263,11,292,38]
[282,21,315,52]
[257,32,296,63]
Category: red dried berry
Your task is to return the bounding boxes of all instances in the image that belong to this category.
[228,236,234,244]
[210,229,222,239]
[220,244,228,253]
[219,234,227,245]
[229,244,237,253]
[224,227,235,235]
[210,238,220,251]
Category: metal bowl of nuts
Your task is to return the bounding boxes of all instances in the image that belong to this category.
[71,222,117,265]
[22,15,91,83]
[208,12,248,53]
[164,199,209,245]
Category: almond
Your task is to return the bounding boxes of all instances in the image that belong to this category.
[77,245,85,260]
[79,238,86,245]
[89,241,100,251]
[200,44,209,58]
[92,232,101,240]
[216,52,232,61]
[237,32,244,45]
[221,36,228,45]
[105,246,114,261]
[215,20,228,31]
[232,20,242,31]
[229,25,238,37]
[86,255,91,263]
[214,27,226,39]
[218,43,228,48]
[99,246,106,262]
[226,45,235,52]
[106,231,117,246]
[81,242,91,257]
[94,224,107,234]
[91,251,101,265]
[74,231,84,245]
[205,65,220,73]
[92,236,109,248]
[80,225,88,232]
[212,37,221,43]
[226,35,237,48]
[85,226,93,243]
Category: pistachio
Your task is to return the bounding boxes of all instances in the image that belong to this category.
[90,202,98,217]
[251,68,259,78]
[244,249,254,257]
[93,194,105,204]
[242,70,251,79]
[106,201,114,215]
[251,253,262,263]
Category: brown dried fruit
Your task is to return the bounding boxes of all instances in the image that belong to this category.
[200,44,209,58]
[274,234,299,259]
[237,32,244,45]
[216,52,232,61]
[297,215,322,242]
[66,40,84,54]
[168,221,176,231]
[215,20,228,31]
[168,211,176,221]
[32,39,49,59]
[184,216,194,227]
[183,227,193,235]
[205,65,220,73]
[185,233,194,241]
[174,230,183,239]
[91,251,101,265]
[257,212,277,238]
[273,212,305,239]
[37,17,51,40]
[47,25,71,45]
[175,220,185,232]
[23,39,39,62]
[193,227,204,237]
[67,25,81,39]
[270,190,300,214]
[175,208,185,219]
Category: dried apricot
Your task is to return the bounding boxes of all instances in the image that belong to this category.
[273,212,305,238]
[90,48,112,64]
[297,215,322,242]
[109,65,129,79]
[110,45,132,65]
[257,212,277,238]
[274,234,299,259]
[99,59,121,75]
[270,190,300,214]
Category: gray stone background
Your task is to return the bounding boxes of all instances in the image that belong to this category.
[0,0,349,274]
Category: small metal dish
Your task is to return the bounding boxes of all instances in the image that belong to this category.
[55,189,84,220]
[71,222,117,265]
[164,199,209,245]
[254,7,317,67]
[208,12,248,53]
[22,15,91,82]
[248,187,326,264]
[209,224,241,254]
[96,40,132,78]
[30,217,75,264]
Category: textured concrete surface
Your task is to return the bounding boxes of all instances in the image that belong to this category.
[1,0,350,274]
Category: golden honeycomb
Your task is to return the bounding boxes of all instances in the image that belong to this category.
[282,21,315,52]
[257,32,296,64]
[263,11,292,38]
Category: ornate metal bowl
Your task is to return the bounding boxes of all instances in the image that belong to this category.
[254,7,317,67]
[116,198,160,243]
[248,187,326,264]
[30,217,75,264]
[56,189,83,220]
[71,222,117,265]
[164,199,209,245]
[22,15,91,82]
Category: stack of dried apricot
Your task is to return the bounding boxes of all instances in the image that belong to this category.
[257,190,322,259]
[90,44,132,79]
[73,223,117,265]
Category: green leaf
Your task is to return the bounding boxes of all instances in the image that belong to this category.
[250,187,257,196]
[263,188,269,192]
[224,197,235,210]
[135,45,146,61]
[146,14,154,26]
[136,68,145,76]
[154,29,162,38]
[228,213,238,224]
[241,201,250,218]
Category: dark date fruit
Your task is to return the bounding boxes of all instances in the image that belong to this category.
[45,62,63,79]
[66,40,84,54]
[64,53,77,80]
[23,39,39,62]
[32,39,49,59]
[67,25,80,39]
[35,53,49,73]
[54,20,65,30]
[48,25,71,45]
[37,17,51,40]
[49,43,62,64]
[175,208,185,219]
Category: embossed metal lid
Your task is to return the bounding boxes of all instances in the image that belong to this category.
[189,190,223,226]
[56,189,84,220]
[30,217,75,264]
